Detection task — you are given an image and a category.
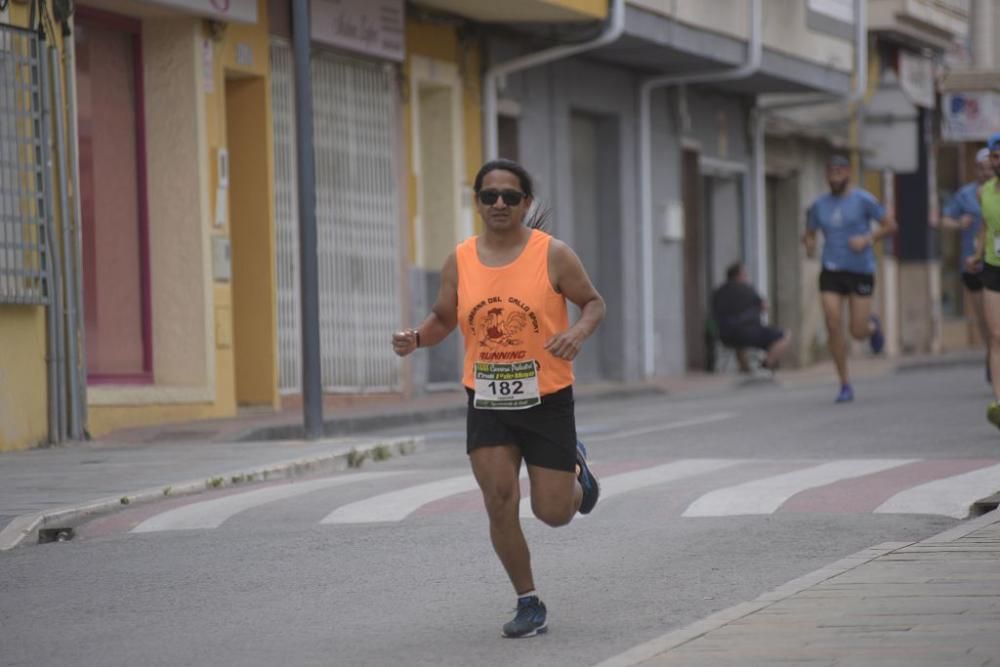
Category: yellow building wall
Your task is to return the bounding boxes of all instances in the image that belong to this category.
[548,0,605,17]
[403,19,484,263]
[86,0,276,437]
[0,1,66,451]
[0,308,48,451]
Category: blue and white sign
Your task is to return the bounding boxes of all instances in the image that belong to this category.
[942,92,1000,141]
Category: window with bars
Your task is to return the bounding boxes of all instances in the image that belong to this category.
[0,26,47,306]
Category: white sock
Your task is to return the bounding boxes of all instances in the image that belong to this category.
[517,590,538,602]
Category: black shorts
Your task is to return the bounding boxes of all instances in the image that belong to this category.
[466,385,577,472]
[819,270,875,297]
[962,271,984,292]
[720,325,785,351]
[981,264,1000,293]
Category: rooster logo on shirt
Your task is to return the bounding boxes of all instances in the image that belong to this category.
[480,307,528,348]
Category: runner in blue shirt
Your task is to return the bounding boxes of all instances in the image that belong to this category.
[802,155,898,403]
[939,148,992,381]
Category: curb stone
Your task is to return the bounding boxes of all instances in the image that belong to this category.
[593,509,1000,667]
[0,435,423,552]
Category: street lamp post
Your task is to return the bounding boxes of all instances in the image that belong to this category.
[291,0,323,439]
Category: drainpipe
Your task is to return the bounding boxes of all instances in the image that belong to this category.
[638,0,762,378]
[751,0,866,299]
[50,42,82,440]
[37,29,67,444]
[482,0,625,160]
[64,28,89,437]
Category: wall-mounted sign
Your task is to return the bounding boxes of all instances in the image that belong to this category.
[942,92,1000,141]
[807,0,854,40]
[143,0,257,25]
[899,52,935,109]
[311,0,405,62]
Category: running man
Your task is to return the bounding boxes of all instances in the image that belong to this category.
[939,148,992,380]
[391,159,605,638]
[802,155,898,403]
[970,134,1000,428]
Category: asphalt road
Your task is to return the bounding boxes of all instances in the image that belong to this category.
[1,364,997,667]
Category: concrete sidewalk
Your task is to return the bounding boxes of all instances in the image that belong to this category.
[0,434,422,550]
[600,510,1000,667]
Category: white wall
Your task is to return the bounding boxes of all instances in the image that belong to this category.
[628,0,853,74]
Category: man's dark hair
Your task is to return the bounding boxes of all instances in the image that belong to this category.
[473,158,549,230]
[474,159,535,197]
[726,262,743,282]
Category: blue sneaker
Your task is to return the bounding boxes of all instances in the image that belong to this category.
[502,596,547,638]
[576,441,600,515]
[835,384,854,403]
[869,314,885,355]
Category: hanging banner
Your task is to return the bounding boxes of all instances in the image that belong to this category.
[942,92,1000,141]
[311,0,405,62]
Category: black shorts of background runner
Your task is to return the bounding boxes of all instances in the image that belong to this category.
[819,270,875,297]
[466,386,577,472]
[719,324,785,352]
[962,271,984,292]
[980,264,1000,292]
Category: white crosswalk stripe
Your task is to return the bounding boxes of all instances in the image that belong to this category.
[321,470,528,525]
[682,459,917,517]
[122,458,1000,536]
[520,459,745,519]
[132,472,407,533]
[874,462,1000,518]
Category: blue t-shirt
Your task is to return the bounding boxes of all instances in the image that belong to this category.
[806,188,886,275]
[941,181,982,271]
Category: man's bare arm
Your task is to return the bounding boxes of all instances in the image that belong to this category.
[545,240,605,361]
[392,253,458,357]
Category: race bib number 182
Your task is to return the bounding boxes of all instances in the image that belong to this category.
[473,360,541,410]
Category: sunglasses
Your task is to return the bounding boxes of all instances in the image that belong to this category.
[477,189,526,207]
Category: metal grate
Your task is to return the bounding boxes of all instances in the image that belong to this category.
[270,42,302,394]
[0,26,47,305]
[271,42,402,393]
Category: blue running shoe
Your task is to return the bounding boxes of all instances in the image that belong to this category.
[869,314,885,355]
[576,440,600,515]
[835,384,854,403]
[502,596,547,638]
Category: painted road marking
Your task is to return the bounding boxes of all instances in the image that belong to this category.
[588,413,737,442]
[520,459,745,519]
[132,472,407,533]
[682,459,917,517]
[874,462,1000,518]
[321,470,528,524]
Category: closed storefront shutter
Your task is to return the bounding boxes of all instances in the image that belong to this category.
[271,41,402,393]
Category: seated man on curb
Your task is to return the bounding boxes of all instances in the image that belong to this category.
[711,262,791,372]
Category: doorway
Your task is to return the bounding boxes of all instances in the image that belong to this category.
[75,10,151,382]
[227,74,277,406]
[569,111,622,382]
[681,149,706,371]
[411,56,467,387]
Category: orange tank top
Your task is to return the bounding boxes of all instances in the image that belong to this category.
[456,229,574,396]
